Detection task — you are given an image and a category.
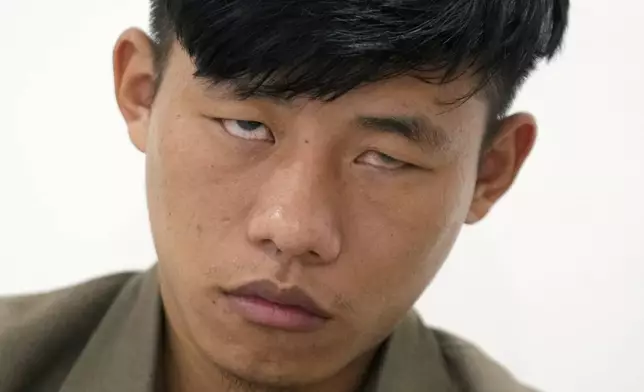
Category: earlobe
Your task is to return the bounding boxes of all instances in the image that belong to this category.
[113,28,157,153]
[465,185,492,224]
[465,113,537,225]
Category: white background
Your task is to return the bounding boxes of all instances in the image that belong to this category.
[1,1,643,391]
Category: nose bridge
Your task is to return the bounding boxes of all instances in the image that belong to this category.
[247,149,341,262]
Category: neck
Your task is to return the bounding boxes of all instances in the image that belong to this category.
[161,324,378,392]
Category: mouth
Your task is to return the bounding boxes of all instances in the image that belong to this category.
[222,280,332,332]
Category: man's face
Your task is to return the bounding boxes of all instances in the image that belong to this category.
[114,32,534,386]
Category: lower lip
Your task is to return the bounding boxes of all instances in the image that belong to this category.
[224,294,327,332]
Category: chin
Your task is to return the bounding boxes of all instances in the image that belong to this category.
[185,293,357,387]
[209,340,333,387]
[198,318,338,387]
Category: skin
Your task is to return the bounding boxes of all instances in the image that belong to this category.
[113,28,536,392]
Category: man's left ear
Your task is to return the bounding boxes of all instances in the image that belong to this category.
[466,113,537,224]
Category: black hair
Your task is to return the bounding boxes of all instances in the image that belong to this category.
[149,0,568,129]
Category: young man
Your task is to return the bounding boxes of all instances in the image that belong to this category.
[0,1,569,391]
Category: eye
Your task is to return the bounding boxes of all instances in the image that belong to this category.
[357,151,409,170]
[219,119,273,142]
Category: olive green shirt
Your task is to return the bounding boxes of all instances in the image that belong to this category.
[0,267,538,392]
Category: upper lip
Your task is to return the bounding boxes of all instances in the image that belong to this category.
[225,280,332,319]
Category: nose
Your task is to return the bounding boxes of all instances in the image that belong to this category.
[246,158,342,264]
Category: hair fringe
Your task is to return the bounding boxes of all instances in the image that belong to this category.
[150,0,569,114]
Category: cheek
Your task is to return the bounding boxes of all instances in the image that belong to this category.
[145,113,258,282]
[339,164,475,323]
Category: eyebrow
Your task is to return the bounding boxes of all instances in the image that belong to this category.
[201,79,295,105]
[199,81,451,147]
[356,115,450,147]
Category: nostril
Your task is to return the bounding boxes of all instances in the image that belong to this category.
[258,239,282,256]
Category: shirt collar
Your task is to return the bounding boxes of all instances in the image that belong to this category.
[59,267,162,392]
[60,267,454,392]
[362,311,456,392]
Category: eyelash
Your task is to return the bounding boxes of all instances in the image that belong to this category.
[360,151,411,171]
[215,118,274,142]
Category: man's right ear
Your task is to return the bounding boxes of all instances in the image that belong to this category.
[113,28,157,153]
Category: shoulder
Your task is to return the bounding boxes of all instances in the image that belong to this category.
[430,327,540,392]
[0,271,139,392]
[0,272,136,330]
